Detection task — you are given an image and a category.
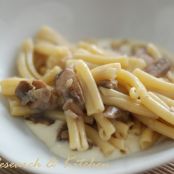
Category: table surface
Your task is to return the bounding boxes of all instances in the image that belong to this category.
[0,158,173,174]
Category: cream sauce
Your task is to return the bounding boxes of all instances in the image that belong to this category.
[26,120,141,161]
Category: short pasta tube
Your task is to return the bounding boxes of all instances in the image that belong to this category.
[113,120,129,138]
[35,26,69,45]
[42,66,62,85]
[91,63,121,82]
[75,60,104,115]
[8,98,38,116]
[74,52,129,68]
[117,69,147,99]
[109,137,127,152]
[22,39,42,79]
[139,128,159,150]
[76,117,89,151]
[65,113,81,150]
[0,78,31,96]
[133,68,174,98]
[100,87,158,119]
[94,113,116,140]
[135,115,174,139]
[85,125,115,155]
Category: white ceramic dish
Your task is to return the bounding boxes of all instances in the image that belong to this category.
[0,0,174,174]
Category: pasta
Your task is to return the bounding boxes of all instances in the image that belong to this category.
[74,51,129,68]
[100,87,158,119]
[76,117,89,151]
[0,78,31,96]
[8,98,38,116]
[146,43,161,59]
[91,63,121,82]
[78,42,104,55]
[140,94,174,125]
[139,128,159,150]
[75,60,104,115]
[126,58,146,72]
[109,137,127,152]
[23,39,42,79]
[85,125,115,155]
[155,92,174,108]
[94,113,116,140]
[35,42,71,57]
[17,52,35,78]
[117,69,147,99]
[35,26,68,45]
[1,26,174,159]
[133,68,174,98]
[42,66,62,85]
[65,112,81,150]
[135,116,174,139]
[113,120,129,138]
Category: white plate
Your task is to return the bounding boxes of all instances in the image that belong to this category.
[0,0,174,174]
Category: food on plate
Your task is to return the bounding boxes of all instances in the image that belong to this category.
[1,26,174,161]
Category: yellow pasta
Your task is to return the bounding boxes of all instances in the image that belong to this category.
[0,78,31,96]
[141,94,174,125]
[94,113,116,140]
[65,113,81,150]
[8,98,38,116]
[42,66,62,85]
[76,118,89,151]
[146,43,161,59]
[78,42,104,55]
[22,39,42,79]
[75,60,104,115]
[35,41,71,57]
[85,125,115,155]
[109,137,127,152]
[45,110,66,121]
[135,116,174,139]
[139,128,158,150]
[113,120,129,138]
[35,26,69,45]
[126,58,146,72]
[133,68,174,98]
[130,120,142,135]
[148,92,169,109]
[155,92,174,108]
[100,87,158,119]
[17,52,34,78]
[74,52,129,68]
[117,69,147,99]
[91,63,121,82]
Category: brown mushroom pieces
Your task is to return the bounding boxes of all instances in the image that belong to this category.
[26,113,55,125]
[145,58,171,77]
[32,80,47,89]
[98,80,118,89]
[63,99,84,117]
[15,81,61,111]
[55,68,85,107]
[57,123,69,141]
[15,81,33,105]
[103,106,120,119]
[104,106,131,122]
[29,88,62,111]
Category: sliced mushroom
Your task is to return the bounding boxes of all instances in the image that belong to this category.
[145,58,171,77]
[57,123,69,141]
[15,81,33,105]
[26,113,55,125]
[98,80,118,89]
